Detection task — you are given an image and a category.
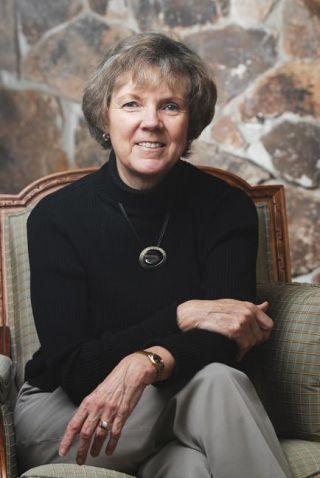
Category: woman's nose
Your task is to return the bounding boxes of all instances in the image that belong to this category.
[140,107,162,129]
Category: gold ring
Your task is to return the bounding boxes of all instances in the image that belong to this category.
[99,419,111,431]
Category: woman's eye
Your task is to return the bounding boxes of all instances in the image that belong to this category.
[163,102,179,112]
[123,101,139,109]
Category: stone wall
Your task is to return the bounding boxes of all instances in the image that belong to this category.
[0,0,319,282]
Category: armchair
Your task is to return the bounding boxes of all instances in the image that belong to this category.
[0,165,319,478]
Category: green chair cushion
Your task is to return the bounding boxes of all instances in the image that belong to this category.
[252,283,320,441]
[281,439,320,478]
[20,464,135,478]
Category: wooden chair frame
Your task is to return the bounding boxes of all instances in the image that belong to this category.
[0,165,291,478]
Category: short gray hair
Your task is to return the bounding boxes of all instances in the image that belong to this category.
[82,32,217,154]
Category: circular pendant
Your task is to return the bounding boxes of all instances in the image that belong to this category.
[139,247,167,270]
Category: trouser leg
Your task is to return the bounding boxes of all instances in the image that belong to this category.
[139,440,211,478]
[14,382,175,474]
[140,363,292,478]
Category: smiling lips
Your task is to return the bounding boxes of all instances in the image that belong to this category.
[137,141,165,148]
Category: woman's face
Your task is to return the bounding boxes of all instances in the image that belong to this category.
[106,74,189,189]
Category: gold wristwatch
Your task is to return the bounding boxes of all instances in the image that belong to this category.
[137,350,165,379]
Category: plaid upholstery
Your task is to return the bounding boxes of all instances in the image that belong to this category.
[253,283,320,441]
[281,439,320,478]
[1,402,18,478]
[21,464,135,478]
[3,207,39,390]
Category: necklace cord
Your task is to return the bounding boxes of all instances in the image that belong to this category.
[118,202,170,248]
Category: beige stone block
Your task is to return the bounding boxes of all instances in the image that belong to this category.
[240,61,320,121]
[132,0,221,30]
[283,0,320,58]
[212,116,247,149]
[0,88,68,193]
[0,0,17,73]
[189,140,270,184]
[231,0,276,23]
[262,121,320,188]
[17,0,83,45]
[186,26,277,105]
[23,15,131,101]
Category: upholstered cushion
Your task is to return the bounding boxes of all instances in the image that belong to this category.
[281,439,320,478]
[0,354,13,403]
[20,464,135,478]
[1,402,18,478]
[3,207,39,390]
[252,283,320,441]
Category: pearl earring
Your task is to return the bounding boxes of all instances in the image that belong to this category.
[102,132,110,141]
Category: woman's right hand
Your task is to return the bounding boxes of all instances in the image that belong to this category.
[177,299,273,360]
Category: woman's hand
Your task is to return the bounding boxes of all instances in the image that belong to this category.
[59,346,174,465]
[177,299,273,360]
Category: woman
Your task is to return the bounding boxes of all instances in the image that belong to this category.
[14,32,292,478]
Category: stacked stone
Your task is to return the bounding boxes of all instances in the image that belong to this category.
[0,0,319,282]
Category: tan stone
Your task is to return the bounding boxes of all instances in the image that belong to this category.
[312,270,320,284]
[262,121,320,188]
[0,88,68,194]
[231,0,276,23]
[304,0,320,17]
[23,16,131,101]
[132,0,220,30]
[285,185,320,275]
[186,26,277,105]
[212,116,247,149]
[189,140,270,184]
[240,61,320,121]
[17,0,83,45]
[283,0,320,58]
[216,0,230,16]
[0,0,17,73]
[88,0,109,15]
[75,117,108,168]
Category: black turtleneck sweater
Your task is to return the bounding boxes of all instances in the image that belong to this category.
[25,153,258,405]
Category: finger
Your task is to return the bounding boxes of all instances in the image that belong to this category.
[73,414,103,464]
[249,319,264,345]
[257,301,269,311]
[105,417,122,455]
[76,434,93,465]
[256,308,273,330]
[59,409,89,457]
[105,432,121,455]
[90,421,111,457]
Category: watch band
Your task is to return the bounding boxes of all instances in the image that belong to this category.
[137,350,165,378]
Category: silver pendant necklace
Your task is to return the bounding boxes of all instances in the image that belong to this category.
[118,202,169,270]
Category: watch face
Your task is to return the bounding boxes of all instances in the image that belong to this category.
[153,354,162,364]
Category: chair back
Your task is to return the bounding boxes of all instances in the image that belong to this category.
[0,166,291,388]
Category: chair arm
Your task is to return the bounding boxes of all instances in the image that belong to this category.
[0,356,13,405]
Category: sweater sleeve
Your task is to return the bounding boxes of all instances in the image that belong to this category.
[145,187,259,384]
[27,202,180,404]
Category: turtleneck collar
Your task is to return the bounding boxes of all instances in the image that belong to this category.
[93,150,189,216]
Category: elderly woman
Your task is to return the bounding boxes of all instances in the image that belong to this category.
[14,33,292,478]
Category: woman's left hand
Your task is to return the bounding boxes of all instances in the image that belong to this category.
[58,352,157,465]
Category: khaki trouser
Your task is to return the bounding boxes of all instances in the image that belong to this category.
[14,364,292,478]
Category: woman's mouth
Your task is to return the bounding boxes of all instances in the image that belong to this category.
[137,142,165,148]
